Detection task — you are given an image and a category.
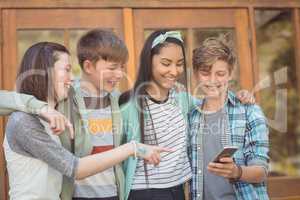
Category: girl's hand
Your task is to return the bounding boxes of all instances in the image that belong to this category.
[136,143,174,166]
[207,157,240,179]
[236,90,255,104]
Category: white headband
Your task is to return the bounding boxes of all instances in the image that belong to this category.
[151,31,183,49]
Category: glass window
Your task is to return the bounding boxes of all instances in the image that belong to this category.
[255,9,300,176]
[17,30,64,66]
[68,29,89,77]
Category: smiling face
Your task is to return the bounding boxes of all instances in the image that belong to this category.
[85,59,124,93]
[195,60,232,100]
[150,43,185,95]
[52,52,72,102]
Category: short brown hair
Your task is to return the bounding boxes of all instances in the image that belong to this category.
[17,42,69,101]
[192,34,236,72]
[77,29,128,70]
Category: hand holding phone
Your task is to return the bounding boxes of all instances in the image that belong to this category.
[213,146,238,163]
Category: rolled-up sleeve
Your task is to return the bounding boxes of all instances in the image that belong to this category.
[243,104,269,174]
[0,91,47,115]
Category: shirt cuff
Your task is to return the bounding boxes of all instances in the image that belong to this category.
[247,157,269,175]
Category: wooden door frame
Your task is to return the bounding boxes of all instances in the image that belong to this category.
[0,2,300,200]
[1,0,300,9]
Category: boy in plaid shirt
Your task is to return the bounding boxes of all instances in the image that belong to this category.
[188,35,269,200]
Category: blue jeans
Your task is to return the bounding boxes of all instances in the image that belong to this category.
[128,184,185,200]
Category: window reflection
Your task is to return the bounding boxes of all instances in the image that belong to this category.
[255,9,300,176]
[17,30,64,66]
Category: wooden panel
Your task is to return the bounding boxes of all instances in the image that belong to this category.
[134,9,236,67]
[16,9,123,31]
[134,9,235,28]
[0,7,7,200]
[249,6,261,102]
[234,9,254,90]
[123,8,136,89]
[268,177,300,198]
[0,0,300,9]
[2,9,17,91]
[186,28,194,91]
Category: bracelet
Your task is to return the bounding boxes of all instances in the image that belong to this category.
[130,140,137,159]
[230,165,243,183]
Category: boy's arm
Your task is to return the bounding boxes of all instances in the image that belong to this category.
[0,90,73,137]
[0,90,47,115]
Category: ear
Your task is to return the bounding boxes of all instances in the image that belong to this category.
[83,60,95,74]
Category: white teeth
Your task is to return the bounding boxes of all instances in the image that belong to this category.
[108,81,117,85]
[166,78,176,81]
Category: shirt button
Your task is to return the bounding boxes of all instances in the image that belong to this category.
[197,146,201,150]
[197,194,201,197]
[198,170,202,174]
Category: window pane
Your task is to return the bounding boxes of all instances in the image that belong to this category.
[69,29,89,77]
[17,30,64,66]
[255,9,300,176]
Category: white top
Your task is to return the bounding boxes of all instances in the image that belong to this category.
[3,112,77,200]
[132,92,192,189]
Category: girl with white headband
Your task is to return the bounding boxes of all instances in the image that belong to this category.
[119,30,254,200]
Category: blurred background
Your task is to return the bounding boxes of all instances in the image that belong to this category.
[0,0,300,199]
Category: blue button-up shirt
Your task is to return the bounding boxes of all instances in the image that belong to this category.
[188,91,269,200]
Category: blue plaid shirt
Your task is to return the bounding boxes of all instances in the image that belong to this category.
[188,91,269,200]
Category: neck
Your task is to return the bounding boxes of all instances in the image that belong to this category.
[203,93,227,112]
[81,74,103,96]
[145,83,169,102]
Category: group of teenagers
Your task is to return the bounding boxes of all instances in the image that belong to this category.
[0,29,269,200]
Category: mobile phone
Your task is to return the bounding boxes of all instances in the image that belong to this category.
[213,146,238,163]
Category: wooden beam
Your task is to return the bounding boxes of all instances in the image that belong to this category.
[63,29,70,50]
[268,176,300,198]
[248,6,261,102]
[15,9,123,29]
[133,9,235,28]
[234,9,254,90]
[186,28,194,93]
[0,0,300,9]
[2,10,17,199]
[0,7,7,200]
[122,8,136,90]
[292,8,300,93]
[2,9,17,91]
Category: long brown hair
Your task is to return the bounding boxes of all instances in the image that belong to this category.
[16,42,69,102]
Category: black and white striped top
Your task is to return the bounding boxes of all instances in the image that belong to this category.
[132,90,192,189]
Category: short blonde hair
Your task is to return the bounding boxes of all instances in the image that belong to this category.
[192,34,236,72]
